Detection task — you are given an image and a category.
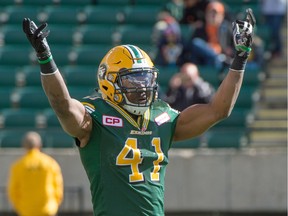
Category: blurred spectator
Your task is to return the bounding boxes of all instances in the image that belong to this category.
[163,0,184,22]
[180,0,210,25]
[153,12,184,67]
[163,63,215,111]
[260,0,287,59]
[177,1,233,71]
[7,131,63,216]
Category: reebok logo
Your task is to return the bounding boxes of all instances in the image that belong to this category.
[103,115,123,127]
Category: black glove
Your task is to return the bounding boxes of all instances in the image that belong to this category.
[232,8,256,58]
[230,8,256,71]
[23,18,51,62]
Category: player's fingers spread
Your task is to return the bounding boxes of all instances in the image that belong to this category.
[22,18,31,34]
[41,30,50,39]
[34,23,48,39]
[38,23,48,32]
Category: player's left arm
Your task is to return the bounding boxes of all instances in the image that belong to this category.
[173,9,256,141]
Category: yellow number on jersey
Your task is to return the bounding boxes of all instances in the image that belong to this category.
[116,137,164,183]
[151,138,164,181]
[116,138,144,182]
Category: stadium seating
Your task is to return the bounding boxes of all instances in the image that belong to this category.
[96,0,131,6]
[213,108,253,129]
[61,65,98,87]
[37,108,61,128]
[83,5,125,25]
[75,24,117,45]
[0,108,39,128]
[0,25,28,45]
[171,136,202,148]
[41,129,75,148]
[123,5,162,26]
[70,45,112,65]
[205,129,249,148]
[46,25,77,45]
[11,87,50,109]
[48,44,72,66]
[116,25,154,46]
[0,0,265,149]
[0,5,41,25]
[0,66,18,87]
[16,65,42,87]
[0,45,33,66]
[0,129,30,147]
[42,6,85,25]
[0,87,14,109]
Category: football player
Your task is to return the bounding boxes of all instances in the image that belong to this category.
[22,9,255,216]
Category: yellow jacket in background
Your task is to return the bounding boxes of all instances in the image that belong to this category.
[7,149,63,216]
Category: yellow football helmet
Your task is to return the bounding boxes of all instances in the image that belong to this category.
[97,44,158,115]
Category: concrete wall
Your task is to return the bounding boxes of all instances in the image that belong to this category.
[0,147,286,212]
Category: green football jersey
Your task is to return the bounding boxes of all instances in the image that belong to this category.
[79,95,179,216]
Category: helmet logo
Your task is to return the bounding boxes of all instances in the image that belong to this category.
[98,64,107,79]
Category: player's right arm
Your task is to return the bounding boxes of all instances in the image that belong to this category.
[22,18,92,147]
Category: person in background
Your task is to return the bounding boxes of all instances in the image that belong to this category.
[154,12,184,67]
[180,0,210,25]
[164,63,215,111]
[260,0,287,60]
[178,1,234,71]
[7,131,63,216]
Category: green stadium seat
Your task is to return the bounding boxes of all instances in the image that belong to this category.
[123,6,162,25]
[96,0,131,6]
[171,136,202,148]
[0,129,29,147]
[199,66,264,88]
[117,25,154,45]
[213,108,252,129]
[76,25,117,45]
[43,6,84,25]
[68,86,95,100]
[235,86,260,109]
[83,6,125,25]
[0,129,74,148]
[205,129,249,148]
[0,45,33,66]
[198,66,222,87]
[0,25,28,45]
[0,0,17,6]
[62,65,98,87]
[71,45,111,65]
[42,129,75,148]
[0,108,39,128]
[16,65,41,87]
[11,87,50,109]
[156,66,179,91]
[1,6,41,25]
[57,0,91,5]
[0,87,14,109]
[0,66,19,86]
[20,0,55,5]
[48,45,72,66]
[133,0,167,6]
[37,108,61,128]
[47,25,76,45]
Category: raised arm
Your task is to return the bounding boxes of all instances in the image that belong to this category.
[174,9,256,141]
[22,18,92,145]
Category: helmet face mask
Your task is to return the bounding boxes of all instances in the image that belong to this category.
[97,45,159,116]
[118,68,158,115]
